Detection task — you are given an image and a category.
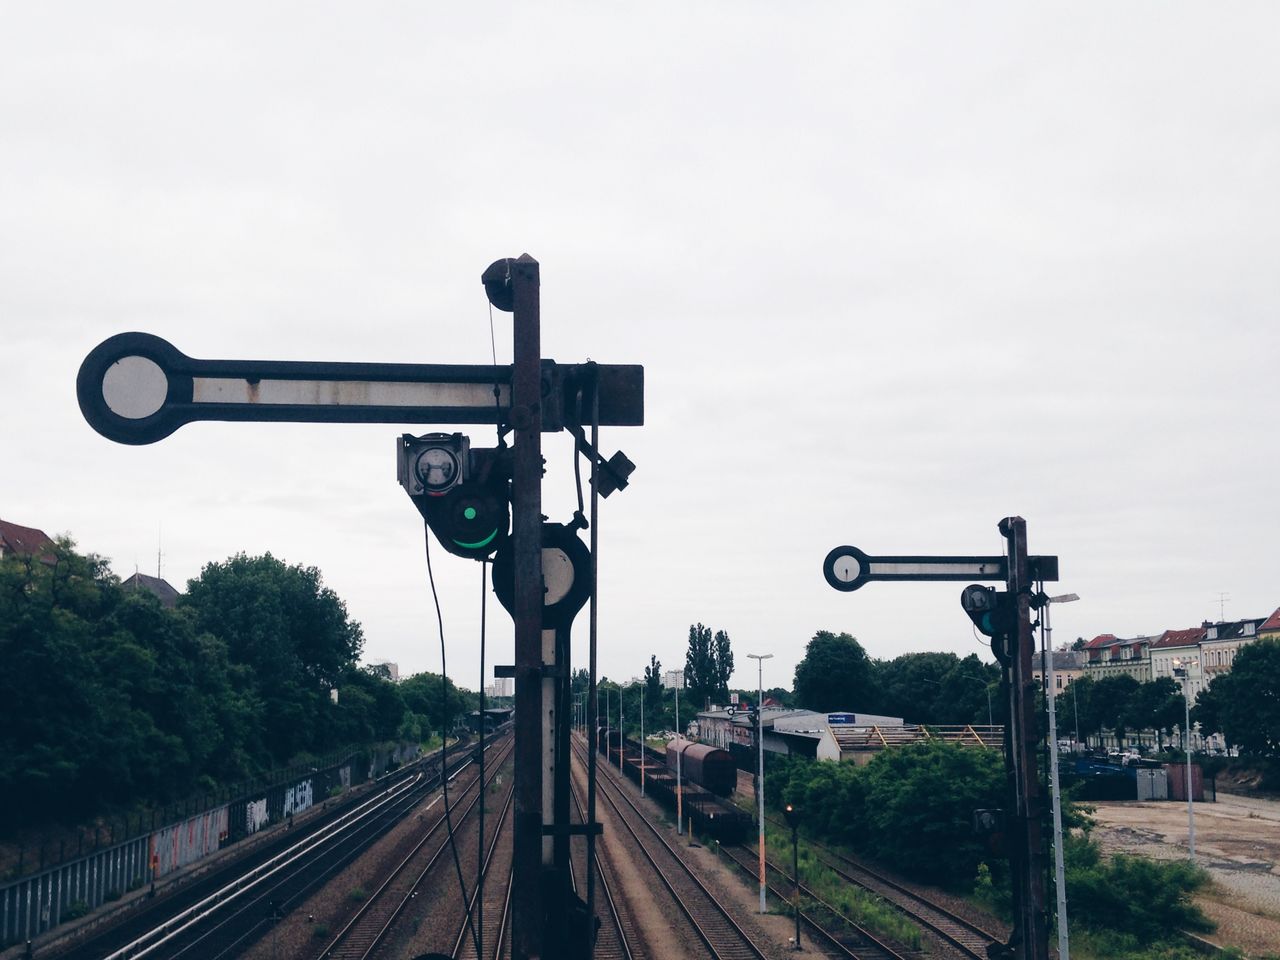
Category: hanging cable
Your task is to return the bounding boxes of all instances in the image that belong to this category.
[488,302,507,450]
[477,558,488,959]
[424,529,482,959]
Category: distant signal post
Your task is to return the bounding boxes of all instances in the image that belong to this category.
[823,519,1058,960]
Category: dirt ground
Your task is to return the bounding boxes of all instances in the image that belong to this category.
[1088,792,1280,956]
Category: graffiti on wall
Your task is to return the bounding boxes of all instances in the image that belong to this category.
[246,798,269,836]
[283,779,313,816]
[150,806,230,878]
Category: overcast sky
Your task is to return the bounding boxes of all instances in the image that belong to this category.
[4,4,1278,697]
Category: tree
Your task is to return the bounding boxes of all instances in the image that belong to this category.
[400,671,472,736]
[365,662,393,681]
[793,630,872,713]
[857,740,1005,886]
[862,651,997,723]
[1191,682,1227,750]
[1061,675,1097,746]
[0,540,248,827]
[1125,677,1183,749]
[182,553,365,761]
[1195,639,1280,758]
[1089,675,1141,747]
[712,629,734,703]
[685,623,716,709]
[643,655,662,706]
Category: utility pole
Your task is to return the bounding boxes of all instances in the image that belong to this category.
[1001,518,1050,960]
[505,256,547,960]
[746,652,773,914]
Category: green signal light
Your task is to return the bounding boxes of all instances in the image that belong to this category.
[453,529,498,550]
[463,506,478,520]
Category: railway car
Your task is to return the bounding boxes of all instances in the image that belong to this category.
[666,739,736,797]
[604,735,750,843]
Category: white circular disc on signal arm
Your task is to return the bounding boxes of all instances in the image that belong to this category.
[832,554,860,583]
[543,547,575,605]
[101,356,168,420]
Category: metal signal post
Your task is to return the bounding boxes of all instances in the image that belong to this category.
[78,254,644,960]
[823,518,1058,960]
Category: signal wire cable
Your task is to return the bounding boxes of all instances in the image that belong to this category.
[477,558,489,959]
[487,301,507,449]
[424,529,483,959]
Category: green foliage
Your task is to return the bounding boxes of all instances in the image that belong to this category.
[644,655,662,705]
[972,861,1010,916]
[865,652,999,724]
[397,671,470,737]
[0,540,469,836]
[1194,638,1280,758]
[347,886,366,901]
[0,541,256,826]
[1125,677,1184,748]
[1065,835,1211,944]
[1070,929,1211,960]
[684,623,734,708]
[768,740,1004,888]
[1089,674,1141,745]
[792,630,872,713]
[64,900,89,921]
[858,741,1005,886]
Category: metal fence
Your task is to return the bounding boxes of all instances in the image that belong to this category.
[0,741,426,948]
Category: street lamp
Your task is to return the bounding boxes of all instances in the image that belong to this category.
[674,669,684,835]
[783,803,801,950]
[746,652,773,914]
[640,678,646,797]
[1171,657,1199,861]
[1043,591,1079,960]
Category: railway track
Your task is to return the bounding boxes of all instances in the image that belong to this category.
[572,737,769,960]
[753,810,1001,960]
[567,765,634,960]
[450,784,516,960]
[718,842,907,960]
[316,737,515,960]
[77,736,507,960]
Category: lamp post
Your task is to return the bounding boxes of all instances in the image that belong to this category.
[674,670,684,835]
[619,684,625,774]
[783,803,801,949]
[1171,657,1199,861]
[640,679,645,797]
[960,674,995,728]
[1043,591,1079,960]
[746,652,773,914]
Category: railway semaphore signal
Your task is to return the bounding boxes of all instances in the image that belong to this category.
[823,518,1059,960]
[77,254,643,960]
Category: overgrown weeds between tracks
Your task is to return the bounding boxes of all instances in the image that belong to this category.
[751,819,922,949]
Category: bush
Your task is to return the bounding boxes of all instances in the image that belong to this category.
[347,886,366,902]
[858,741,1004,887]
[64,900,89,921]
[1066,839,1211,942]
